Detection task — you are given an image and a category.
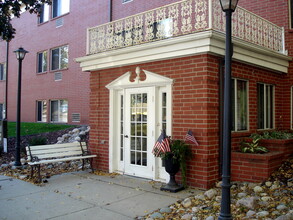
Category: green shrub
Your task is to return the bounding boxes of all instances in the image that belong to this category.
[28,137,47,146]
[240,137,269,153]
[250,130,293,140]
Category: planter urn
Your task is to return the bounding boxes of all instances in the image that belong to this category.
[160,156,184,193]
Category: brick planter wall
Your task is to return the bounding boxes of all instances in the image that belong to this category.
[231,151,285,183]
[231,138,293,183]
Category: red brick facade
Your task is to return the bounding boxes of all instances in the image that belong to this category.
[87,50,289,189]
[0,0,106,124]
[1,0,293,189]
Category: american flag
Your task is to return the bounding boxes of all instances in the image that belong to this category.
[152,130,171,157]
[185,130,199,146]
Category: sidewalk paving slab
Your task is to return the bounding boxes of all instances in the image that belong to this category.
[0,171,202,220]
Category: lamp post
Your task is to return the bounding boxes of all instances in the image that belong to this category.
[218,1,238,220]
[14,47,28,167]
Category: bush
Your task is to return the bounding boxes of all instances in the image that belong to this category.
[240,137,269,153]
[28,137,47,146]
[250,130,293,140]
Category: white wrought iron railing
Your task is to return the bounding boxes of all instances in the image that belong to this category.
[87,0,285,55]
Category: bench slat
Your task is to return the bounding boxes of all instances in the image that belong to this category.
[28,151,85,160]
[27,146,84,155]
[28,155,97,165]
[26,142,82,150]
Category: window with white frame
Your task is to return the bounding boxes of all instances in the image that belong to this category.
[232,78,248,131]
[52,0,70,18]
[50,100,68,123]
[38,4,49,24]
[0,63,6,80]
[120,93,124,161]
[37,100,47,122]
[257,83,274,129]
[51,45,68,71]
[37,51,47,73]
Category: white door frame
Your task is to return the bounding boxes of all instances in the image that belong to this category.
[106,67,173,181]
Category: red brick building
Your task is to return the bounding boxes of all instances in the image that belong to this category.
[1,0,293,189]
[76,0,293,189]
[0,0,110,124]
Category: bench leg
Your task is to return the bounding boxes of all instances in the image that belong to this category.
[89,158,94,172]
[82,159,85,170]
[30,166,35,179]
[37,165,42,183]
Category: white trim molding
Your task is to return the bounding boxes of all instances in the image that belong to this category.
[76,30,291,74]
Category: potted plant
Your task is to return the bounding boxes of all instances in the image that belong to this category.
[152,130,193,192]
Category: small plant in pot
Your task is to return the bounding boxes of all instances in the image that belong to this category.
[152,130,193,192]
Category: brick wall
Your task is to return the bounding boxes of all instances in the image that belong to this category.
[0,0,105,124]
[88,51,287,189]
[231,151,286,183]
[238,0,293,130]
[88,54,221,189]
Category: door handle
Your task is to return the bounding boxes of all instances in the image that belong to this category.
[124,135,129,138]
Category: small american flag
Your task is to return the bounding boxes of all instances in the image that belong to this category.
[185,130,199,146]
[152,130,171,157]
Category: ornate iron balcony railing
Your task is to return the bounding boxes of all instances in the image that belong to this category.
[87,0,285,55]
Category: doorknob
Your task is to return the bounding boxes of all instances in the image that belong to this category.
[124,135,129,138]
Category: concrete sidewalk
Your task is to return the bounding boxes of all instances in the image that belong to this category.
[0,171,202,220]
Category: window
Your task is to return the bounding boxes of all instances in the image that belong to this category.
[232,79,248,131]
[0,63,6,80]
[37,51,47,73]
[52,0,70,18]
[122,0,133,3]
[50,100,68,122]
[38,4,49,24]
[289,0,293,28]
[51,45,68,71]
[257,83,274,129]
[291,86,293,129]
[37,100,47,122]
[162,92,167,130]
[120,94,124,161]
[0,103,3,120]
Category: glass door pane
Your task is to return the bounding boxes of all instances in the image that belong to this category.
[130,93,148,166]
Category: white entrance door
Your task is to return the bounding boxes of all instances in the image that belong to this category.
[124,87,154,179]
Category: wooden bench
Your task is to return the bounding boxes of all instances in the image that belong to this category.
[25,142,97,182]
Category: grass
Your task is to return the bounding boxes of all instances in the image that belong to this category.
[7,122,74,138]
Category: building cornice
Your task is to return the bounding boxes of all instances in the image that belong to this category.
[76,30,291,73]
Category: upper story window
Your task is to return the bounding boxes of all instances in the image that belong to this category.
[232,78,248,131]
[38,4,49,24]
[257,83,274,129]
[0,63,6,81]
[53,0,70,18]
[37,51,48,73]
[51,45,68,71]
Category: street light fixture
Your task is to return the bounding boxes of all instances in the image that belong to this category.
[13,47,28,167]
[218,0,238,220]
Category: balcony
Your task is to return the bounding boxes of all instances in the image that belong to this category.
[77,0,290,73]
[87,0,285,55]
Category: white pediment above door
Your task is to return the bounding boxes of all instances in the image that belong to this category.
[106,67,173,90]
